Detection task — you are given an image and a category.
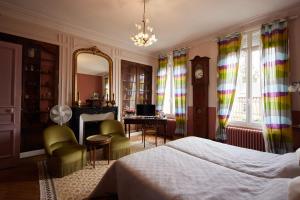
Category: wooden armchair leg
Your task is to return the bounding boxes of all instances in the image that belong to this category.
[143,129,146,148]
[155,128,158,147]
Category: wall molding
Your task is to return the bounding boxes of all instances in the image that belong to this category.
[158,3,300,55]
[0,1,156,58]
[20,149,45,158]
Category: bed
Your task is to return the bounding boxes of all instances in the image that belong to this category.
[166,136,300,178]
[89,137,300,200]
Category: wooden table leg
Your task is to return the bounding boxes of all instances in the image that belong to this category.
[164,123,167,144]
[93,146,96,169]
[142,128,146,148]
[155,127,158,146]
[89,146,92,165]
[129,124,131,139]
[108,143,110,165]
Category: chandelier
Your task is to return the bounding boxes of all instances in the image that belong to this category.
[131,0,157,47]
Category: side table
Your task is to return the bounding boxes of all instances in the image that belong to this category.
[86,135,112,168]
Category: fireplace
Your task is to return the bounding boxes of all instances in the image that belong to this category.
[79,112,115,144]
[70,106,118,142]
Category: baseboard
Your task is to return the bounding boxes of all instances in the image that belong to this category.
[20,149,45,158]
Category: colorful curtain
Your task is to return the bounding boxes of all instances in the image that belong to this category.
[173,50,187,136]
[156,55,168,111]
[261,20,293,154]
[216,33,242,141]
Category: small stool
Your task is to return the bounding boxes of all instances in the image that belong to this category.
[86,135,112,168]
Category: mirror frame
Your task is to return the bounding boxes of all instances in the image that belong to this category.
[72,46,113,106]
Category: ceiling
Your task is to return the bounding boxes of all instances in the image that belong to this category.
[77,53,109,76]
[0,0,300,55]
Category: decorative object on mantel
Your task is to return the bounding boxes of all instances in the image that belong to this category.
[131,0,157,47]
[288,81,300,93]
[76,91,82,106]
[105,93,116,107]
[110,93,116,106]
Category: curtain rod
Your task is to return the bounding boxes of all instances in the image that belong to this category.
[173,47,190,52]
[262,15,298,26]
[159,47,190,57]
[215,14,299,41]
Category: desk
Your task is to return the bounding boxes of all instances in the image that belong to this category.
[124,116,168,144]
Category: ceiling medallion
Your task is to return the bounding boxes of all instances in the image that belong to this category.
[131,0,157,47]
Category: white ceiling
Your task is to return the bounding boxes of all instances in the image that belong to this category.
[77,53,109,76]
[0,0,300,55]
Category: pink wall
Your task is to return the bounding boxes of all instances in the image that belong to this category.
[187,16,300,139]
[77,73,102,104]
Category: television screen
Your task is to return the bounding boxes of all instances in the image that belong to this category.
[136,104,156,116]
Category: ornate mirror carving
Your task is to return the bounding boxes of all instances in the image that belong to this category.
[72,46,113,106]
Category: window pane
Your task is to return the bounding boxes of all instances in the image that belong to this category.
[252,31,260,47]
[230,50,247,122]
[241,33,248,49]
[251,49,262,123]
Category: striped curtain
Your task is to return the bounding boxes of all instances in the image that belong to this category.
[173,50,187,136]
[216,33,242,141]
[156,56,168,111]
[261,20,293,154]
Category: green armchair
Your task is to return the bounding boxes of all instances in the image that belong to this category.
[43,125,86,178]
[100,120,131,160]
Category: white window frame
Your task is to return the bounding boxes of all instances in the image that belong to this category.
[229,30,263,129]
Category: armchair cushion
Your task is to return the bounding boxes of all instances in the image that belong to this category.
[100,120,126,136]
[43,125,86,177]
[52,143,86,164]
[100,120,130,159]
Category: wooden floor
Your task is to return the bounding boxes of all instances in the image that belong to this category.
[0,156,44,200]
[0,134,169,199]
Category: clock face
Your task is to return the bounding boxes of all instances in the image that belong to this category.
[195,68,204,79]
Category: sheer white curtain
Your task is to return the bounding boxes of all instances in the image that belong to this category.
[162,54,175,116]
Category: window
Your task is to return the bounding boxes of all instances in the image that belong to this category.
[162,55,175,115]
[229,30,263,127]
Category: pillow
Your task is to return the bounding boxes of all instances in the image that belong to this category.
[289,176,300,200]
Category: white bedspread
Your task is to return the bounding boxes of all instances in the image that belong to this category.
[90,146,289,200]
[166,137,300,178]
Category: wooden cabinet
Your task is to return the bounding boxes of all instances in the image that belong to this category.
[121,60,152,117]
[0,33,59,152]
[22,43,59,152]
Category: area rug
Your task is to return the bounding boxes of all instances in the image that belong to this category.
[39,140,157,200]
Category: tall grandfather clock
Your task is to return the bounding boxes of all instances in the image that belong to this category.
[191,56,209,138]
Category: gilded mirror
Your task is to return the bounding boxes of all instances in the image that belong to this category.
[72,46,113,106]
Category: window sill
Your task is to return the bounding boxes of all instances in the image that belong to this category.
[228,121,262,131]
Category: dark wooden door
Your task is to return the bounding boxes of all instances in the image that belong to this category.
[0,41,22,169]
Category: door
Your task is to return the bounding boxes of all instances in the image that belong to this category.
[0,41,22,169]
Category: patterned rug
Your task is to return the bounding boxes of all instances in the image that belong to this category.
[38,140,158,200]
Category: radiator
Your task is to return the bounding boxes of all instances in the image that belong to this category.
[226,126,265,151]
